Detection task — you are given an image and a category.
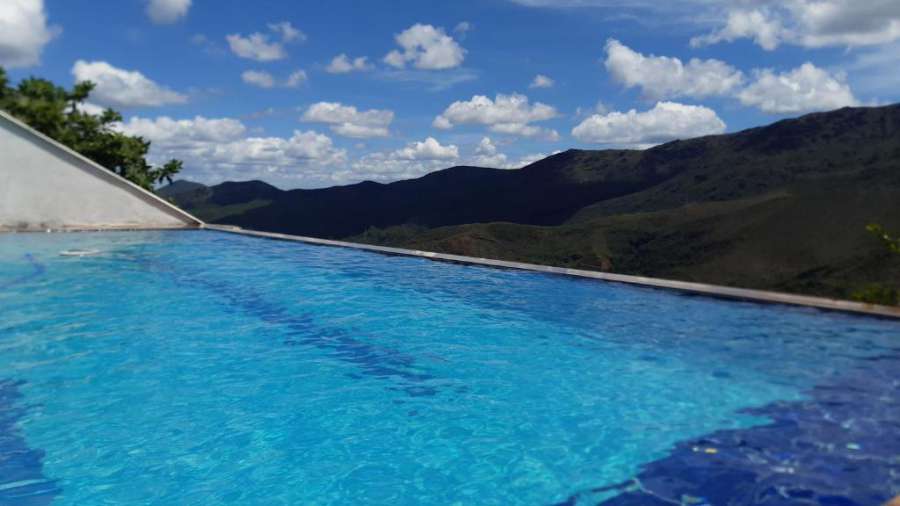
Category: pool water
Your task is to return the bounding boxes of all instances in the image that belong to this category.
[0,230,896,505]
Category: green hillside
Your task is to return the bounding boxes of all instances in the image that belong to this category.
[164,104,900,303]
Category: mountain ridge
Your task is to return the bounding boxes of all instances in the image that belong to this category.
[163,104,900,302]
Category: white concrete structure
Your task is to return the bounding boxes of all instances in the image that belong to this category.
[0,111,201,231]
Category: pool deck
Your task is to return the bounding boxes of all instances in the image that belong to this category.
[203,224,900,320]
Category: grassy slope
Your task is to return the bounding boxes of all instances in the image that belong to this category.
[348,106,900,299]
[352,181,900,300]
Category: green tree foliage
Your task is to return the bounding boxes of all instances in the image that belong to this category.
[0,66,181,190]
[867,224,900,254]
[851,224,900,306]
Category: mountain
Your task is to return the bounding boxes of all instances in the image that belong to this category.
[162,104,900,302]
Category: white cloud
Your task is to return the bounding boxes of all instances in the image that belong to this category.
[285,70,307,87]
[241,69,307,88]
[241,70,275,88]
[466,137,555,169]
[325,54,373,74]
[227,22,303,62]
[302,102,394,139]
[507,0,711,7]
[117,115,346,186]
[737,63,859,114]
[348,137,547,183]
[694,1,900,50]
[74,101,107,116]
[345,154,443,183]
[793,1,900,47]
[145,0,191,24]
[71,60,187,108]
[514,152,556,167]
[227,34,285,61]
[575,100,608,118]
[268,21,305,43]
[605,39,744,99]
[0,0,60,68]
[384,23,466,70]
[433,93,560,140]
[392,137,459,160]
[453,21,474,40]
[117,116,247,145]
[572,101,726,146]
[530,74,555,89]
[691,7,784,51]
[346,137,459,183]
[471,137,509,167]
[840,41,900,96]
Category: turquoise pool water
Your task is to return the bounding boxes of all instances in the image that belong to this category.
[0,230,896,505]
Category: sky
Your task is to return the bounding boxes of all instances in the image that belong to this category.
[2,0,900,189]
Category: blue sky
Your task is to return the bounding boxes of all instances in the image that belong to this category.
[2,0,900,188]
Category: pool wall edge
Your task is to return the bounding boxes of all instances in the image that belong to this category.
[0,110,204,231]
[203,224,900,320]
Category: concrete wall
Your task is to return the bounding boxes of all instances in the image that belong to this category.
[0,112,200,231]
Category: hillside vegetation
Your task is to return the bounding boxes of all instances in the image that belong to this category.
[162,104,900,302]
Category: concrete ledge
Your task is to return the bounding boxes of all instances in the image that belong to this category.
[0,110,203,229]
[0,224,201,233]
[204,224,900,320]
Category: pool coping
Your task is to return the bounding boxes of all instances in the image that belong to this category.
[203,224,900,320]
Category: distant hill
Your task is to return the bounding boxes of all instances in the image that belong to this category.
[162,104,900,302]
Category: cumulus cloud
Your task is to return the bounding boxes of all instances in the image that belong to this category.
[302,102,394,139]
[466,137,554,169]
[433,93,559,140]
[71,60,187,108]
[227,34,285,61]
[571,101,726,146]
[529,74,555,89]
[117,115,346,186]
[241,69,306,88]
[694,1,900,50]
[470,137,508,167]
[268,21,305,42]
[285,70,307,87]
[241,70,275,88]
[227,21,304,61]
[383,23,466,70]
[74,101,107,116]
[145,0,191,24]
[326,54,373,74]
[691,7,784,51]
[737,63,859,114]
[392,137,459,160]
[0,0,60,68]
[346,137,459,183]
[605,39,744,99]
[117,116,247,145]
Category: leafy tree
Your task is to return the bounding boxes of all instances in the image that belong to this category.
[851,224,900,306]
[0,66,181,190]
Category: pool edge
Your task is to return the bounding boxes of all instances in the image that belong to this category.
[203,224,900,321]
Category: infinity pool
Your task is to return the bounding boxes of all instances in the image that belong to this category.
[0,230,896,505]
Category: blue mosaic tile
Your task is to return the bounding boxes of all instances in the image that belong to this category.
[560,352,900,506]
[0,379,58,506]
